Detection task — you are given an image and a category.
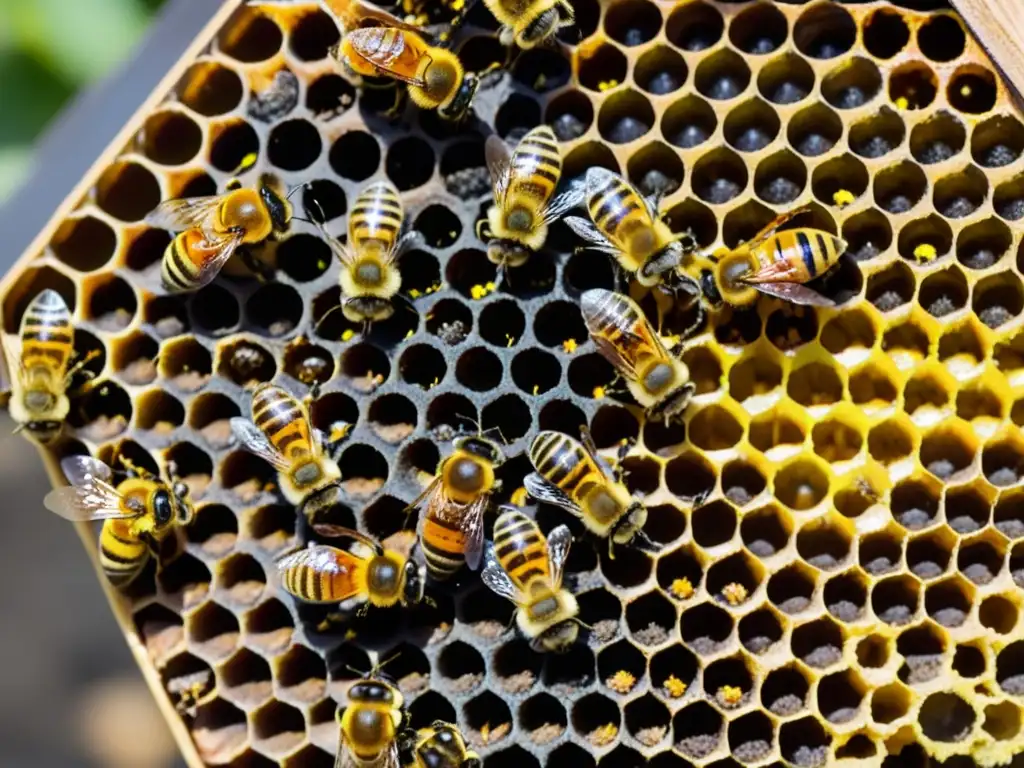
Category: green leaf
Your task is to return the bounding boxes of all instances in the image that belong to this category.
[0,145,32,206]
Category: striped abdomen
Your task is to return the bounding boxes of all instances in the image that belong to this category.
[750,228,844,284]
[162,229,221,292]
[349,181,403,256]
[99,517,148,587]
[508,126,562,210]
[529,431,597,504]
[582,289,644,354]
[20,289,73,379]
[493,509,550,592]
[421,513,466,580]
[279,546,365,603]
[588,175,653,258]
[252,384,313,461]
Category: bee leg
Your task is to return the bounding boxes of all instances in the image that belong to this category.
[239,247,274,283]
[608,536,616,561]
[64,349,102,388]
[356,602,371,618]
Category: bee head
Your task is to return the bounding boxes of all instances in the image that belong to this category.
[401,560,425,605]
[259,179,291,231]
[533,620,579,653]
[454,435,505,466]
[700,269,723,308]
[487,239,532,269]
[24,420,62,444]
[438,71,479,122]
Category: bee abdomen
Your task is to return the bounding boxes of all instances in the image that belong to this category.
[21,289,73,371]
[591,181,641,235]
[161,231,208,292]
[422,515,466,580]
[99,521,148,586]
[530,432,587,491]
[493,510,549,586]
[253,387,309,456]
[350,182,403,252]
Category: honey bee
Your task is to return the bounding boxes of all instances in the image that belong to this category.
[484,0,574,48]
[278,526,425,611]
[145,172,293,292]
[561,168,697,288]
[313,180,419,324]
[398,722,480,768]
[3,289,95,444]
[580,288,695,425]
[481,506,579,653]
[406,434,505,581]
[338,27,480,121]
[43,455,194,587]
[230,383,349,522]
[334,673,408,768]
[691,205,845,309]
[525,427,656,557]
[478,126,576,270]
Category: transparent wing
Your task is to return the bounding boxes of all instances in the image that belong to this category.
[543,182,587,223]
[44,457,131,522]
[753,282,836,307]
[315,221,356,267]
[61,455,112,486]
[321,0,420,32]
[309,524,384,555]
[524,472,582,516]
[190,231,245,290]
[230,418,291,471]
[481,544,521,602]
[459,495,489,571]
[144,196,221,233]
[546,524,573,588]
[564,216,613,248]
[485,135,513,206]
[591,333,640,380]
[579,425,616,480]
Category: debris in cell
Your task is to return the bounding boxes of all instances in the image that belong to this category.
[606,669,637,694]
[673,124,710,148]
[885,195,912,214]
[743,633,776,654]
[551,112,587,142]
[646,71,680,95]
[200,419,234,448]
[987,465,1019,485]
[872,290,904,312]
[633,622,670,646]
[470,721,510,747]
[927,295,957,318]
[588,723,619,747]
[778,596,811,614]
[607,115,650,144]
[797,132,834,156]
[833,189,855,208]
[721,582,748,606]
[248,69,300,123]
[932,607,966,627]
[996,518,1024,538]
[919,141,956,164]
[598,80,619,92]
[760,177,801,204]
[895,96,910,110]
[635,726,666,747]
[925,459,955,480]
[341,329,355,342]
[910,560,942,579]
[499,670,536,694]
[791,745,829,768]
[437,320,468,346]
[878,604,913,625]
[506,334,515,347]
[962,248,996,269]
[154,315,186,338]
[715,685,744,708]
[769,693,804,716]
[912,243,938,263]
[444,166,491,199]
[948,514,981,534]
[857,136,893,158]
[662,675,687,698]
[733,740,772,762]
[677,733,720,759]
[703,177,741,204]
[997,196,1024,220]
[733,127,770,152]
[591,619,619,643]
[638,169,679,199]
[836,87,868,109]
[530,723,564,745]
[962,562,994,584]
[864,556,897,575]
[828,600,861,622]
[983,144,1019,167]
[771,81,808,105]
[903,654,943,684]
[470,282,496,300]
[168,671,213,717]
[122,358,158,385]
[669,577,694,600]
[747,540,777,558]
[942,196,976,218]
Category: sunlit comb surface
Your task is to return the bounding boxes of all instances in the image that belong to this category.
[5,0,1024,766]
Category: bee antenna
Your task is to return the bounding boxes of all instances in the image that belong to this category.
[369,651,402,678]
[345,664,370,678]
[285,183,306,202]
[573,617,593,631]
[10,423,24,435]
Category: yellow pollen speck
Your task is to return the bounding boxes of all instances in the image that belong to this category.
[330,422,352,443]
[592,386,606,399]
[470,283,491,300]
[562,338,578,354]
[895,96,909,109]
[317,259,327,270]
[669,577,694,599]
[430,377,439,389]
[511,486,528,507]
[960,83,972,98]
[913,243,938,263]
[590,723,618,746]
[598,80,619,92]
[607,670,637,694]
[506,334,516,347]
[718,685,744,707]
[451,0,465,10]
[341,329,355,342]
[480,723,491,744]
[663,675,687,698]
[722,582,748,606]
[532,384,540,395]
[405,329,414,339]
[408,288,422,298]
[344,628,357,640]
[833,189,855,207]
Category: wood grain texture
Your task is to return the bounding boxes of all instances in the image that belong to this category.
[952,0,1024,101]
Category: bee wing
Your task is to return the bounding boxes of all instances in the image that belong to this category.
[579,425,617,480]
[459,495,489,571]
[309,524,384,555]
[481,543,522,603]
[485,135,513,205]
[546,524,573,588]
[145,196,222,233]
[347,29,428,87]
[753,282,836,307]
[321,0,420,32]
[548,175,587,219]
[61,455,113,486]
[190,230,246,290]
[229,418,291,472]
[335,739,399,768]
[316,221,357,267]
[45,457,132,522]
[591,333,640,380]
[524,472,583,517]
[563,216,614,250]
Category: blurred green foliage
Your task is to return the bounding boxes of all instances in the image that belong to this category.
[0,0,164,203]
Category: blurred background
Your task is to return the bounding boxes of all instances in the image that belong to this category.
[0,0,187,765]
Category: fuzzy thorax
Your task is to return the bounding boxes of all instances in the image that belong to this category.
[279,455,341,507]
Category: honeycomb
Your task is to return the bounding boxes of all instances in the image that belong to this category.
[6,0,1024,765]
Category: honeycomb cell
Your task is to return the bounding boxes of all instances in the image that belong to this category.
[758,53,814,106]
[889,62,939,111]
[823,57,882,110]
[935,165,989,219]
[672,701,723,760]
[267,119,322,171]
[219,647,272,708]
[730,3,787,56]
[680,602,732,655]
[692,148,748,205]
[598,89,655,144]
[863,8,910,59]
[192,284,240,336]
[769,564,816,616]
[252,700,305,756]
[520,693,567,746]
[178,60,243,116]
[911,111,967,165]
[633,45,686,96]
[973,115,1024,168]
[665,1,722,52]
[788,103,842,158]
[662,95,717,149]
[754,149,806,205]
[386,136,435,190]
[695,49,751,102]
[162,337,213,391]
[897,214,954,265]
[995,174,1024,221]
[763,666,809,718]
[949,65,998,114]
